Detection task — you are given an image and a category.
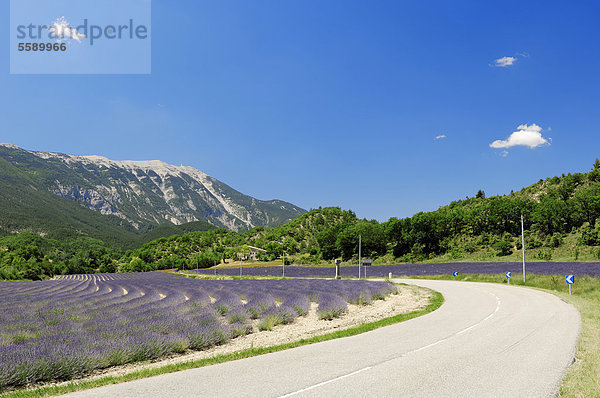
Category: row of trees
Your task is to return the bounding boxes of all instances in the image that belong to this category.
[0,233,120,280]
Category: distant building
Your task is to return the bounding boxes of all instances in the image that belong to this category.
[246,245,267,261]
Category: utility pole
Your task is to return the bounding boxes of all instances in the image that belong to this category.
[521,214,526,283]
[358,235,362,279]
[282,251,285,278]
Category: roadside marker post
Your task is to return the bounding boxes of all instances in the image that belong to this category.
[506,271,511,285]
[362,259,372,278]
[358,235,362,279]
[335,259,342,280]
[566,275,574,295]
[521,214,526,283]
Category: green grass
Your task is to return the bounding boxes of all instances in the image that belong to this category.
[406,273,600,397]
[1,288,443,398]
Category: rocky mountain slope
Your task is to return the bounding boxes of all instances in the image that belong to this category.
[0,143,305,234]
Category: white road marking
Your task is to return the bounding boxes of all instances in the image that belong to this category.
[278,290,502,397]
[278,367,372,398]
[412,291,501,348]
[456,323,479,335]
[412,339,444,353]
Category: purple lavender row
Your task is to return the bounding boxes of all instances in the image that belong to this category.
[195,262,600,278]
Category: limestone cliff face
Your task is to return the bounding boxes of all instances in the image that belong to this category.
[0,143,305,232]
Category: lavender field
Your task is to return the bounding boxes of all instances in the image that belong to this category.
[196,262,600,278]
[0,272,395,390]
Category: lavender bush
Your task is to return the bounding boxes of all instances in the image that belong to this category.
[257,305,296,331]
[244,293,277,319]
[283,293,311,316]
[317,293,348,320]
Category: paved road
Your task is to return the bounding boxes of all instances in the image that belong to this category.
[63,279,580,398]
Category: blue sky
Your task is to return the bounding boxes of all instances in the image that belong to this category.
[2,0,600,221]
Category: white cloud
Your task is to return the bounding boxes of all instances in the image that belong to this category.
[501,150,509,157]
[490,124,550,149]
[435,134,447,140]
[494,56,517,67]
[48,17,86,43]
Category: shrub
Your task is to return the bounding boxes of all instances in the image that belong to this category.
[492,241,512,257]
[535,249,552,260]
[226,308,250,324]
[213,291,242,315]
[244,293,276,319]
[581,227,600,246]
[257,306,296,331]
[316,293,348,320]
[284,294,310,316]
[346,292,372,306]
[257,315,279,331]
[229,322,252,338]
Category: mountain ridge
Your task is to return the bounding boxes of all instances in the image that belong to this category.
[0,143,305,235]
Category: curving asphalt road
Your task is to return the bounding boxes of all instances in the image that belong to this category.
[62,279,580,398]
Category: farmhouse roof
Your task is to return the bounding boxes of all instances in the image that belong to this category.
[247,245,267,252]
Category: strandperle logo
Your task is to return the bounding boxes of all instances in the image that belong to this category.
[10,0,151,74]
[16,17,149,45]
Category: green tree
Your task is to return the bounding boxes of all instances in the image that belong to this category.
[336,221,386,260]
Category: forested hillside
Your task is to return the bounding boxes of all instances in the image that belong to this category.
[383,158,600,261]
[117,159,600,271]
[0,154,140,247]
[4,159,600,280]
